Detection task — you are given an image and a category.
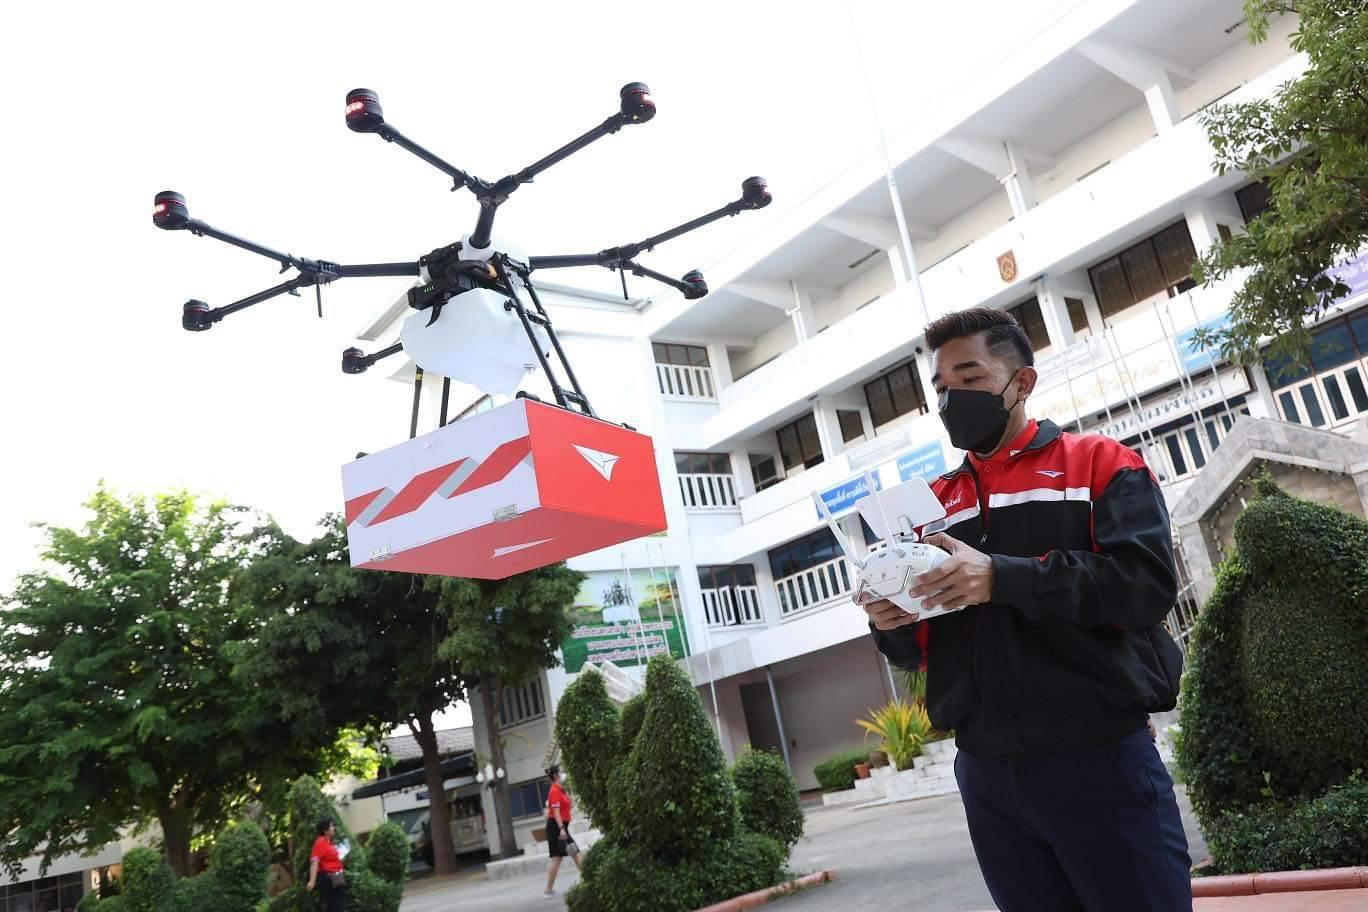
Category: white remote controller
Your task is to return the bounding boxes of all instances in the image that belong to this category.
[812,473,958,620]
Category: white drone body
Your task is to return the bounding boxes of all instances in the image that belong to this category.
[398,235,546,394]
[813,473,957,620]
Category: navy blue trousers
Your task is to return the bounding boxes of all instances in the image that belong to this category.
[953,728,1192,912]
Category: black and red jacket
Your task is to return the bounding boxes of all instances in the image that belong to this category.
[872,419,1183,756]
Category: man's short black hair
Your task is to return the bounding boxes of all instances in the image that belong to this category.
[924,306,1035,370]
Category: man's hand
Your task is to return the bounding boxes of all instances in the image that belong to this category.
[858,594,920,631]
[908,533,995,611]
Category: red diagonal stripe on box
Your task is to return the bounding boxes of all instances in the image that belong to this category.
[344,488,388,525]
[448,437,532,497]
[370,458,469,526]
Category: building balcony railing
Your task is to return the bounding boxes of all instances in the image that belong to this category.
[700,585,764,629]
[774,558,854,621]
[678,472,739,511]
[656,363,716,401]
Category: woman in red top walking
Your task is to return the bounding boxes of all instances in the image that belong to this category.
[307,819,347,912]
[543,765,579,899]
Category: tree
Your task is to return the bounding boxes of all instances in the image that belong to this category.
[437,565,582,857]
[234,517,468,876]
[1192,0,1368,366]
[0,488,339,878]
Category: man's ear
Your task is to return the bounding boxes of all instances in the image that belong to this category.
[1017,365,1039,400]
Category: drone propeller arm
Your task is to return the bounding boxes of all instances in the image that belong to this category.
[335,262,422,278]
[376,124,480,192]
[183,218,303,270]
[181,276,315,330]
[508,112,630,190]
[625,261,696,296]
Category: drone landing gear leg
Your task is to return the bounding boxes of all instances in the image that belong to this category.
[490,257,594,418]
[409,368,425,439]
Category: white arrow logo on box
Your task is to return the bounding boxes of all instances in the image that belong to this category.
[492,539,555,558]
[573,445,621,481]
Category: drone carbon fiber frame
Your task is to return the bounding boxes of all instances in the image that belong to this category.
[154,82,770,420]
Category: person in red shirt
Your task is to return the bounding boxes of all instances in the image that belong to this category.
[543,765,579,899]
[307,819,347,911]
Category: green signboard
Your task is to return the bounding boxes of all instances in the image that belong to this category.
[562,566,687,673]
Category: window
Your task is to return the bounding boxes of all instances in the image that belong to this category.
[0,873,83,912]
[837,409,866,443]
[1087,222,1198,321]
[776,413,824,471]
[1127,401,1251,484]
[698,565,762,627]
[863,361,928,428]
[1007,298,1050,352]
[652,342,709,367]
[768,527,842,580]
[1264,313,1368,428]
[509,778,553,819]
[1217,223,1233,243]
[1236,181,1272,223]
[497,678,545,729]
[1065,297,1092,339]
[675,452,731,475]
[749,454,780,492]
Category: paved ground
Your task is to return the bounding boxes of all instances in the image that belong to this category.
[398,786,1210,912]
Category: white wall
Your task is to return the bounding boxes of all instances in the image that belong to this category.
[730,318,796,380]
[915,187,1015,270]
[812,257,897,330]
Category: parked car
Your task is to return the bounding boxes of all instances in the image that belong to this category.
[408,794,488,865]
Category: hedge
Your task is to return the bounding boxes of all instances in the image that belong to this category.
[813,750,870,793]
[731,748,804,850]
[619,692,647,754]
[1205,778,1368,873]
[364,822,410,887]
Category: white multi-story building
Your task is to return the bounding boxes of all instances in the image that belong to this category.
[355,0,1368,854]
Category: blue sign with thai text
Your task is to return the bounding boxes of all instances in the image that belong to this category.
[896,441,947,483]
[1176,312,1233,375]
[816,473,883,519]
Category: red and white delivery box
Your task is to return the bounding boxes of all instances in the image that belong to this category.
[341,398,667,579]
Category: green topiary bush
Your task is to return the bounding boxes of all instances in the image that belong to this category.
[75,892,102,912]
[1177,479,1368,873]
[364,822,410,887]
[555,667,623,832]
[211,820,272,904]
[286,776,367,886]
[612,657,739,863]
[812,749,869,793]
[731,748,803,850]
[619,692,647,754]
[118,848,175,912]
[566,656,794,911]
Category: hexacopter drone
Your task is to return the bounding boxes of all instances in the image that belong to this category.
[154,83,771,579]
[154,82,769,418]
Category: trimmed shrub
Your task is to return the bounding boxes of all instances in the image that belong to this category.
[619,692,647,754]
[364,822,410,887]
[1233,489,1368,797]
[566,832,786,912]
[612,657,738,862]
[75,893,102,912]
[556,667,623,831]
[813,749,869,793]
[1177,479,1368,873]
[731,748,803,849]
[211,820,272,904]
[1205,779,1368,873]
[169,874,236,912]
[119,848,175,912]
[93,897,126,912]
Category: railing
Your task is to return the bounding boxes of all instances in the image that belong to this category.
[774,558,853,620]
[656,363,716,400]
[700,585,764,628]
[679,473,739,510]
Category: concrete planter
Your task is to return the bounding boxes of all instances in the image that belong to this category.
[692,870,838,912]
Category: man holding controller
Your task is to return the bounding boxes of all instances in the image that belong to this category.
[866,307,1190,911]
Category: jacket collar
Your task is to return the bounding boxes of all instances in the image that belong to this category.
[943,419,1062,478]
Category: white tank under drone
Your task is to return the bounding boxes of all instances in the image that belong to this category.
[153,82,771,425]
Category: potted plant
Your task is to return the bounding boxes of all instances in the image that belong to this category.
[854,761,871,779]
[868,749,889,769]
[856,699,933,771]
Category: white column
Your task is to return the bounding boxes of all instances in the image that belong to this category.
[886,244,909,286]
[706,342,733,393]
[1183,198,1223,251]
[1035,276,1077,351]
[814,397,849,458]
[1144,74,1183,134]
[1002,142,1037,218]
[1247,361,1281,420]
[729,449,756,498]
[914,350,939,415]
[789,281,818,343]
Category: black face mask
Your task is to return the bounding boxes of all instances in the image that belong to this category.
[938,372,1020,455]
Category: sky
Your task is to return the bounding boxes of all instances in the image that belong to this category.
[1,0,1076,727]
